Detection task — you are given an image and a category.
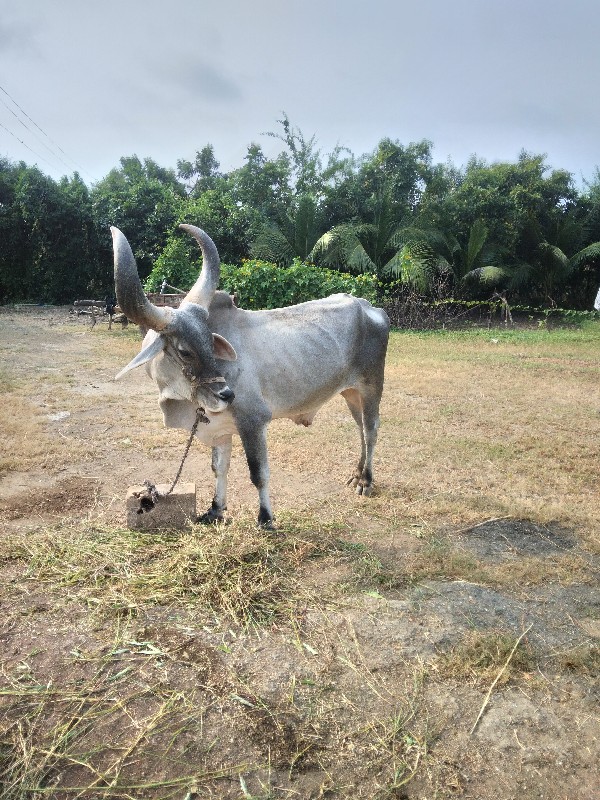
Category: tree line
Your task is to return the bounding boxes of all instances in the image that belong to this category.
[1,113,600,309]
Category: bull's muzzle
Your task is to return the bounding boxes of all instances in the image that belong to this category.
[217,387,235,404]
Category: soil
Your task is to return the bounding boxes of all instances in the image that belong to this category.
[0,306,598,800]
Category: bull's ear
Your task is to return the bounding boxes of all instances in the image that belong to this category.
[212,333,237,361]
[115,335,166,379]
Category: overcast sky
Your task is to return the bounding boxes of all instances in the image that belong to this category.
[1,0,599,187]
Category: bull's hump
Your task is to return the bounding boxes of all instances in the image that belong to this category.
[208,291,236,311]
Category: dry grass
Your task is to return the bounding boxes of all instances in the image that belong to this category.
[0,365,64,476]
[0,652,254,799]
[434,630,535,686]
[377,324,600,540]
[559,643,600,676]
[3,515,355,627]
[385,536,595,589]
[1,310,599,798]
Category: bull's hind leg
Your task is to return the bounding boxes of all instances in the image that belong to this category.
[342,387,381,496]
[198,437,232,523]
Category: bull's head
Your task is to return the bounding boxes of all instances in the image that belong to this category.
[112,224,237,413]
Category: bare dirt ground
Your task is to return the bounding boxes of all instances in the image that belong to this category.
[0,306,598,799]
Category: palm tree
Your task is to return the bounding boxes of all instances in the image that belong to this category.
[430,219,508,295]
[310,197,510,299]
[250,194,323,265]
[506,240,600,305]
[310,188,440,292]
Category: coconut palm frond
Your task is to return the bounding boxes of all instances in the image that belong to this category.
[569,241,600,270]
[537,242,569,269]
[505,261,533,290]
[385,241,437,291]
[466,219,489,271]
[387,225,430,249]
[251,225,294,266]
[293,194,320,259]
[309,224,360,268]
[347,241,377,273]
[462,265,509,286]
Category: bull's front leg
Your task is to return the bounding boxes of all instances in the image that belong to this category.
[237,415,274,529]
[198,437,232,524]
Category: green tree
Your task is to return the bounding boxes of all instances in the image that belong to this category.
[0,158,29,301]
[229,143,292,221]
[438,152,576,264]
[91,155,185,280]
[570,170,600,306]
[310,139,438,289]
[177,144,224,196]
[143,236,197,292]
[0,163,100,302]
[506,227,600,306]
[239,116,328,264]
[311,186,436,291]
[144,190,263,290]
[263,112,322,196]
[420,151,597,304]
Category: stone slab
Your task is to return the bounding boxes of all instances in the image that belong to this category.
[125,483,197,530]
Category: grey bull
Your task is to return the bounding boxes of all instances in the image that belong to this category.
[112,224,390,528]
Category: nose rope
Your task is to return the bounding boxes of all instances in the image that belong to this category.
[163,406,208,496]
[134,346,231,516]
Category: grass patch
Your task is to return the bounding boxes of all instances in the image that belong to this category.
[0,651,253,799]
[559,644,600,676]
[0,394,62,477]
[3,516,366,627]
[435,630,535,686]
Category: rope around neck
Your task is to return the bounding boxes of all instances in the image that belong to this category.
[163,406,208,496]
[137,407,208,509]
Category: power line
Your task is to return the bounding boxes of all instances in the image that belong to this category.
[0,93,73,174]
[0,119,62,174]
[0,83,96,182]
[0,82,95,180]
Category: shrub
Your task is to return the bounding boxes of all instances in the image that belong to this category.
[219,259,377,309]
[145,252,377,309]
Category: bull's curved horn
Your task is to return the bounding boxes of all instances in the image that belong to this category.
[179,224,220,309]
[111,227,172,331]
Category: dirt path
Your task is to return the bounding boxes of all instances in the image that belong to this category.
[0,307,598,799]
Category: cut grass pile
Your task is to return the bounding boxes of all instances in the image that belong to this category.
[4,515,353,626]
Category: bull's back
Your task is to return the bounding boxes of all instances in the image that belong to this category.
[224,294,389,418]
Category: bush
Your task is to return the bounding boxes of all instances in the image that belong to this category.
[219,259,377,309]
[145,251,378,309]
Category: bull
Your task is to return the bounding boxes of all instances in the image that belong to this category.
[112,224,389,528]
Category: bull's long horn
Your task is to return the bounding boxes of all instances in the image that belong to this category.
[111,227,172,331]
[179,224,220,309]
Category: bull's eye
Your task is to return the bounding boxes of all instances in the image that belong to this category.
[177,346,193,358]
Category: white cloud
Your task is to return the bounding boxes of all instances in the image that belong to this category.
[1,0,599,185]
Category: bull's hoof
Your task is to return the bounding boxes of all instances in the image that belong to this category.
[347,475,374,496]
[257,507,275,530]
[197,509,225,525]
[350,478,374,496]
[356,483,374,497]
